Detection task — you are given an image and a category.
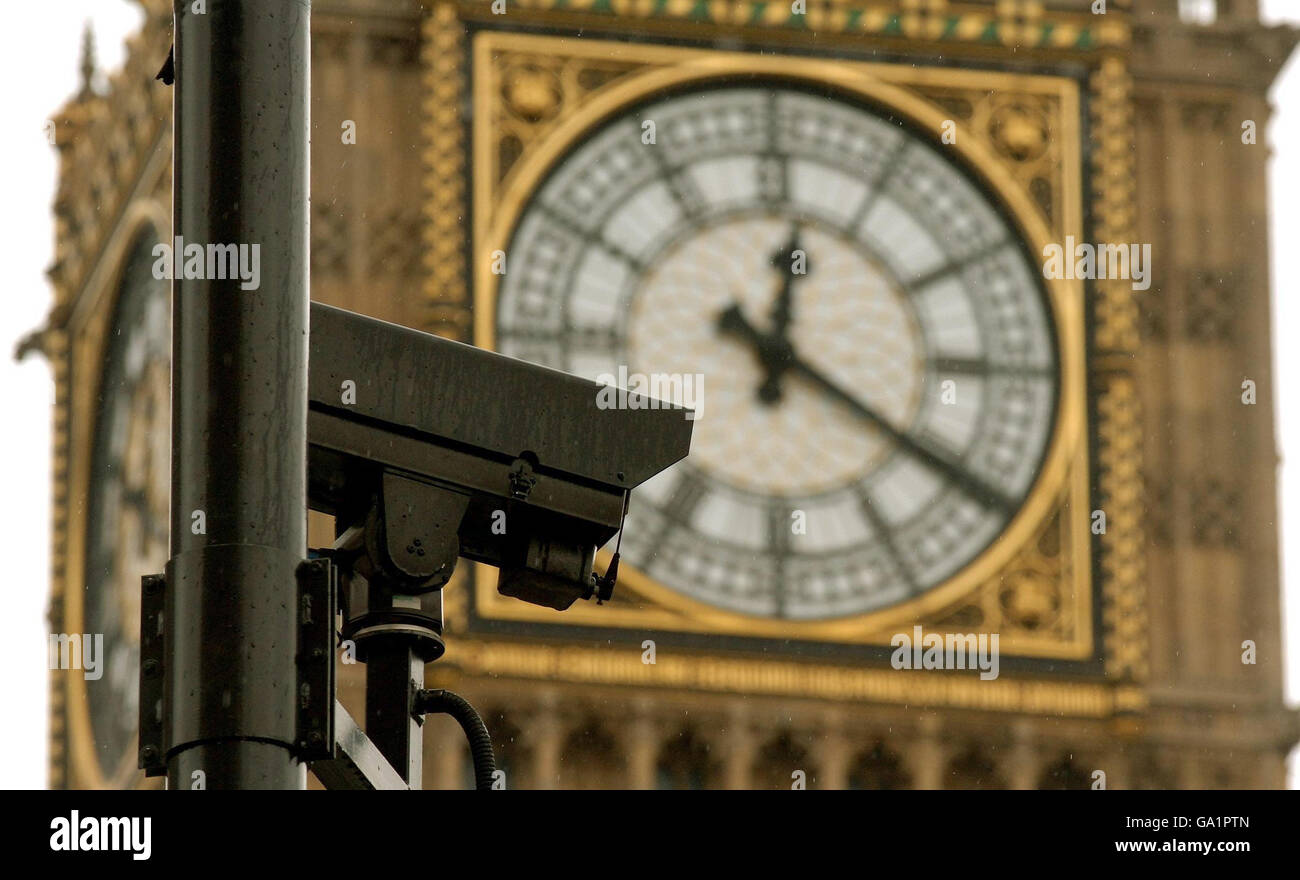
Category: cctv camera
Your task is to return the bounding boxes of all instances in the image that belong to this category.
[306,303,693,612]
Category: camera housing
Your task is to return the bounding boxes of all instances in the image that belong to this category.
[306,303,693,611]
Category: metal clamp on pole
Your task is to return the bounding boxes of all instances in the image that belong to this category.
[138,574,166,776]
[139,560,338,775]
[295,559,337,762]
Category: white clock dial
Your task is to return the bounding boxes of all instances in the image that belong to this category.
[495,84,1058,621]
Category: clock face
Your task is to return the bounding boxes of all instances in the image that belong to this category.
[495,83,1058,621]
[82,231,170,784]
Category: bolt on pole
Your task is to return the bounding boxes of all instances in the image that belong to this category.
[165,0,311,789]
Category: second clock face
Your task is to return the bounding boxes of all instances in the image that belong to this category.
[495,83,1058,621]
[83,231,171,785]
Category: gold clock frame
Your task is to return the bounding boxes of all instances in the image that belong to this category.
[418,0,1147,712]
[58,192,171,791]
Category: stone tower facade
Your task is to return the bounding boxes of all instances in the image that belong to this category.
[42,0,1297,789]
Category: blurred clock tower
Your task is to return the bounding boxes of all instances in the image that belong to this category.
[41,0,1299,789]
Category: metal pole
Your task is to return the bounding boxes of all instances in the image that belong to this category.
[165,0,311,789]
[365,644,425,786]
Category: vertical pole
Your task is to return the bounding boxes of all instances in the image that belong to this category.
[365,645,425,787]
[165,0,311,789]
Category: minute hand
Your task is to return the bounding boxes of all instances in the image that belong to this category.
[785,354,1017,514]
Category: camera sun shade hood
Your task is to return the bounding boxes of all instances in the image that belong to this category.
[306,302,694,545]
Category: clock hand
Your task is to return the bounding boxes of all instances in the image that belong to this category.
[768,223,804,339]
[716,300,763,345]
[784,354,1017,514]
[716,302,794,388]
[714,226,808,405]
[757,225,806,404]
[718,302,1015,513]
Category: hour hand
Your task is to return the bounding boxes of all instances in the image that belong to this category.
[716,302,792,404]
[716,302,760,342]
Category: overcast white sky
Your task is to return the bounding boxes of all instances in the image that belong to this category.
[0,2,1296,790]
